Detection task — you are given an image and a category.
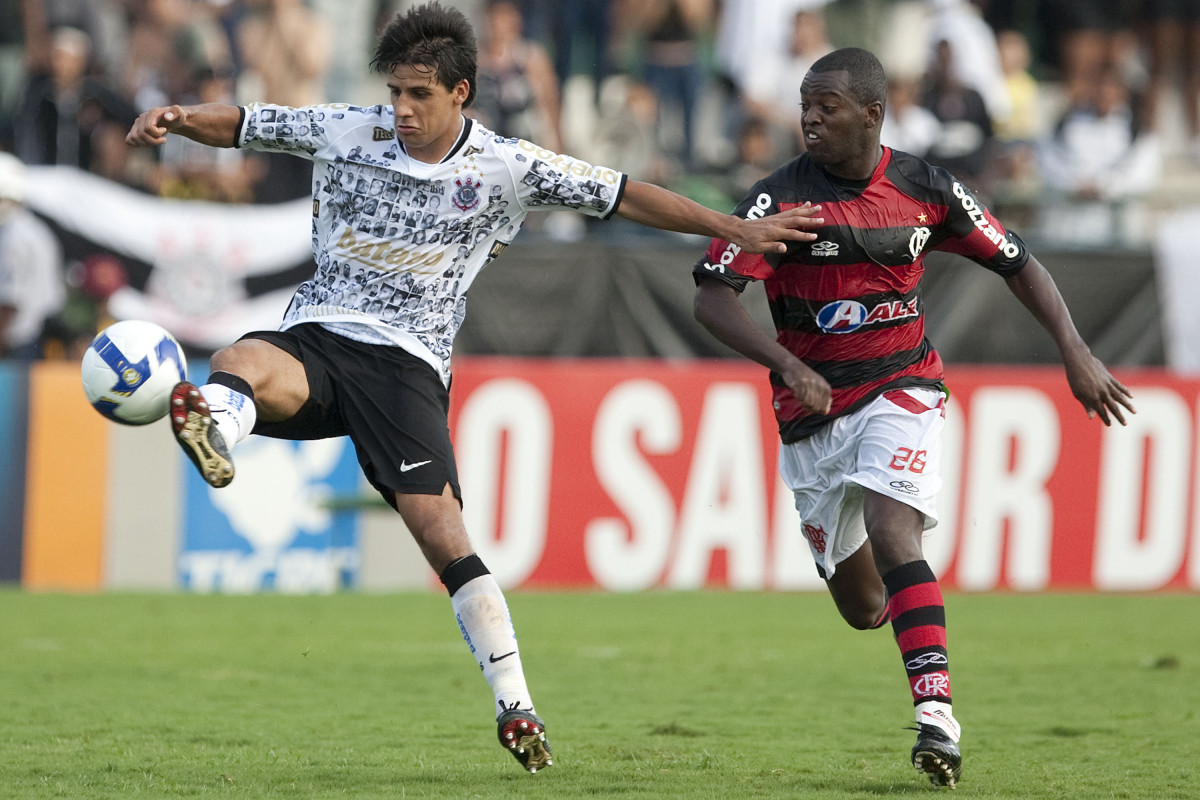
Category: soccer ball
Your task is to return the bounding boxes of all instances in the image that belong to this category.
[81,320,188,425]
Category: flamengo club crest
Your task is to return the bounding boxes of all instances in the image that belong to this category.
[452,176,483,211]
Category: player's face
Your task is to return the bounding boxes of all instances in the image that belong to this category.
[800,69,883,180]
[387,64,469,164]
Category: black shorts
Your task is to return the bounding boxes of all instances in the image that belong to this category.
[239,324,460,508]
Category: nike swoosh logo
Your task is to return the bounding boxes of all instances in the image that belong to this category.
[488,650,517,663]
[400,459,432,472]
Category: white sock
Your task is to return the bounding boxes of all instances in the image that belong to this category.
[450,574,534,717]
[916,700,961,742]
[199,383,257,448]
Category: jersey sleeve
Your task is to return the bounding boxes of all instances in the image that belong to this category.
[237,102,364,160]
[932,173,1029,276]
[691,180,779,291]
[498,138,627,219]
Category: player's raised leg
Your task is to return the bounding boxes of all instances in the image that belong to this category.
[396,487,552,773]
[170,339,305,488]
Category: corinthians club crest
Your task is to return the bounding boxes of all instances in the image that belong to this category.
[452,176,483,211]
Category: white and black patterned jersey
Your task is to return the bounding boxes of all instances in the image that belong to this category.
[236,103,627,384]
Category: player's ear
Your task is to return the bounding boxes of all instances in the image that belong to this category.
[864,100,884,129]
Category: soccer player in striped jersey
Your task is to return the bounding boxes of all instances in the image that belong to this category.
[692,47,1135,789]
[125,1,823,775]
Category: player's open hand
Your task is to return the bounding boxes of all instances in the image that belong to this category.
[1064,353,1135,426]
[732,202,824,254]
[126,106,187,147]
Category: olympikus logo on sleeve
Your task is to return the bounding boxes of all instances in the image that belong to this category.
[811,240,839,256]
[952,182,1020,258]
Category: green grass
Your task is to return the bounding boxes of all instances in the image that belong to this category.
[1,591,1196,798]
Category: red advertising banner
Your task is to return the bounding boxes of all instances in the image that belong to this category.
[449,359,1200,592]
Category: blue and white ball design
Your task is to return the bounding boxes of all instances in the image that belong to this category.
[80,320,188,425]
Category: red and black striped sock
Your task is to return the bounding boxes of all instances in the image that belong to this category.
[883,560,951,707]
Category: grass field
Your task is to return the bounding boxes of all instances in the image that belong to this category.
[2,590,1197,799]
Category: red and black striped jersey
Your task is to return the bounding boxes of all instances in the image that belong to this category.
[694,147,1028,442]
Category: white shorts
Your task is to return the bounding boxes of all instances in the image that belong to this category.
[778,387,946,579]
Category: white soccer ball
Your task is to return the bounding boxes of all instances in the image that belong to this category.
[80,320,188,426]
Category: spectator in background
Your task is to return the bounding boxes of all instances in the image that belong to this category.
[631,0,713,170]
[237,0,332,108]
[920,38,992,189]
[43,252,128,362]
[236,0,332,202]
[881,74,941,158]
[156,67,262,202]
[473,0,563,152]
[0,152,66,359]
[123,0,234,112]
[1142,0,1200,159]
[1039,65,1160,201]
[550,0,616,104]
[741,7,833,157]
[925,0,1010,126]
[1040,0,1130,108]
[13,25,137,174]
[592,78,673,184]
[990,29,1041,204]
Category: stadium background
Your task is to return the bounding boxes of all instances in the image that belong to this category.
[3,0,1200,596]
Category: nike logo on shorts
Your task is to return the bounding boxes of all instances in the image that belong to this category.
[400,459,432,472]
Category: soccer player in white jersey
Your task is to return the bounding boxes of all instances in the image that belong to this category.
[125,1,823,774]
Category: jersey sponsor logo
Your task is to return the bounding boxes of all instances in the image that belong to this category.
[335,226,444,271]
[515,139,621,184]
[909,226,931,260]
[811,240,839,256]
[709,193,775,272]
[372,126,393,141]
[952,181,1020,258]
[815,297,919,333]
[452,176,483,211]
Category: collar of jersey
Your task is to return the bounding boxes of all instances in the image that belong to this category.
[397,115,474,166]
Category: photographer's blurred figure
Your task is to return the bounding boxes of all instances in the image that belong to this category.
[0,152,65,360]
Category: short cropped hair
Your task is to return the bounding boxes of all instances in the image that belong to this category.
[371,1,478,108]
[809,47,888,110]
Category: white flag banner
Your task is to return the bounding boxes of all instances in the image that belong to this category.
[24,166,313,350]
[1155,207,1200,374]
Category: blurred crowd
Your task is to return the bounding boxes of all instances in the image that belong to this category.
[1,0,1198,359]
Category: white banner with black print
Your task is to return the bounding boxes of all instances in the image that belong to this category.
[24,166,314,351]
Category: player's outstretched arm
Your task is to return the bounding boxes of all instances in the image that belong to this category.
[125,103,241,148]
[694,277,832,414]
[1003,256,1135,426]
[616,180,823,254]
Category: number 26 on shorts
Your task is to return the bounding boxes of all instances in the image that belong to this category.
[889,447,927,473]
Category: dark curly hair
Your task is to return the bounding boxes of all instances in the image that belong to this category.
[808,47,888,111]
[371,2,478,108]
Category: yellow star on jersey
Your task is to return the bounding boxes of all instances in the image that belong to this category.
[917,212,928,223]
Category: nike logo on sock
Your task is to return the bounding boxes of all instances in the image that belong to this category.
[400,459,432,472]
[489,650,517,663]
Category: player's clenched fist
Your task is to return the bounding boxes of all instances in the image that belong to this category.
[126,106,187,147]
